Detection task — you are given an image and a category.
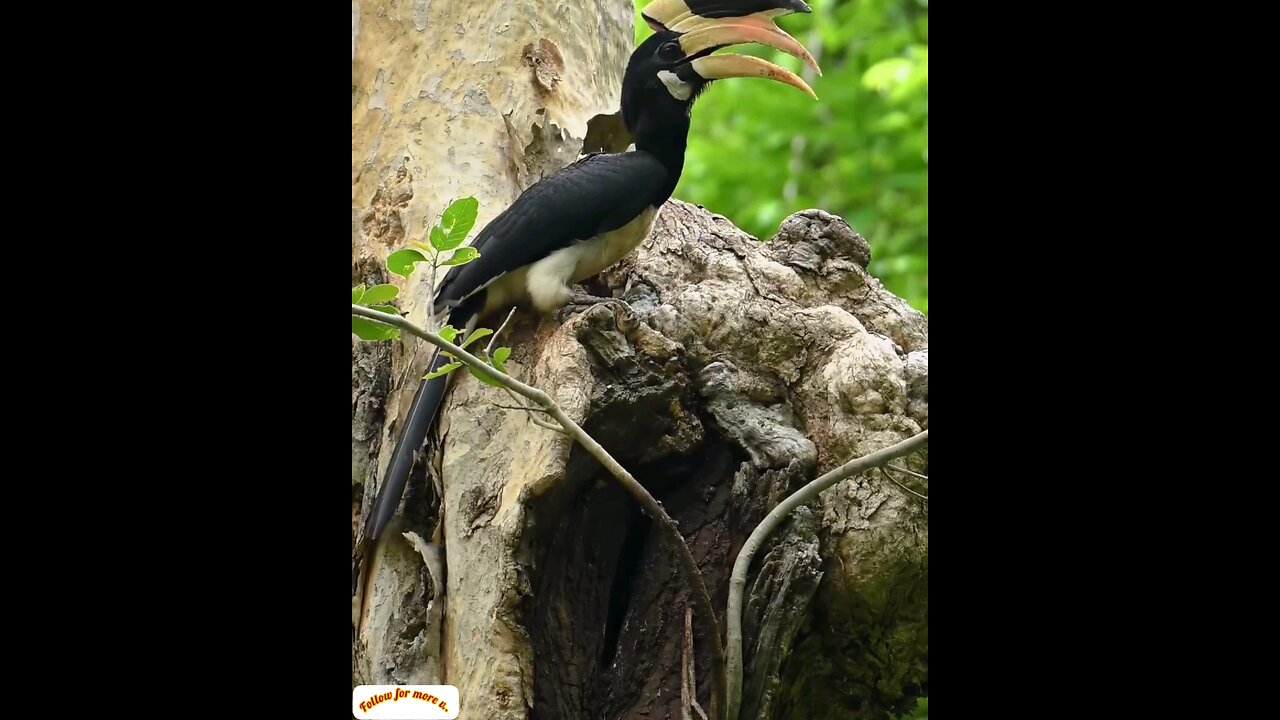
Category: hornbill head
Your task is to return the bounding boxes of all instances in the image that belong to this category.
[622,0,821,132]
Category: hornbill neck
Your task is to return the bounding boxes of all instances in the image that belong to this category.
[633,111,690,205]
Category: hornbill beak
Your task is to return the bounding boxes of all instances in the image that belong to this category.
[642,0,822,97]
[689,53,818,99]
[643,0,813,32]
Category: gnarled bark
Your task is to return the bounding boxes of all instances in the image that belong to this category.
[355,188,929,717]
[598,202,929,719]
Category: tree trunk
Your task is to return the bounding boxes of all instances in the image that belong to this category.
[351,0,634,716]
[352,3,929,718]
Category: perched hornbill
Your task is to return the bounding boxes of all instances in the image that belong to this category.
[360,6,820,551]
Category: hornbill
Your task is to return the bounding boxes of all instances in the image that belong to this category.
[359,4,820,556]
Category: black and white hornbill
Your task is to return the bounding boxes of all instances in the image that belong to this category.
[360,3,820,550]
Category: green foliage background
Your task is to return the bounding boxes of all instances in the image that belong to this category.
[634,0,929,313]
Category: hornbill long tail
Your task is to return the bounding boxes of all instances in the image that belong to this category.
[357,3,820,563]
[365,306,474,546]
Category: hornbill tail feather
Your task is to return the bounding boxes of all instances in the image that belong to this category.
[364,308,476,545]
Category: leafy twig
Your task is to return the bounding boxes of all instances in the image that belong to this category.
[351,303,728,720]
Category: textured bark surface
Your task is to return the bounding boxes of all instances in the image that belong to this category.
[350,0,634,716]
[353,193,929,717]
[597,203,929,719]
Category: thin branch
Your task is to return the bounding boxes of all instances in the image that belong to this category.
[501,387,547,413]
[500,387,564,433]
[682,603,711,720]
[487,306,519,356]
[880,467,929,501]
[527,416,565,433]
[491,402,553,416]
[539,391,728,720]
[682,604,693,720]
[886,463,928,481]
[725,430,929,720]
[493,403,565,433]
[428,253,440,333]
[352,304,727,720]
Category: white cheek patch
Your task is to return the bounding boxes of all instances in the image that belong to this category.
[657,70,693,101]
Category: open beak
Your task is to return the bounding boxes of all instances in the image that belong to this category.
[688,53,817,99]
[677,16,821,77]
[642,0,821,98]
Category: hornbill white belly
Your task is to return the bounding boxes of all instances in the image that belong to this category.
[359,0,821,549]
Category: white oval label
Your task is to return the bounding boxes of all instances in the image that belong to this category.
[352,685,459,719]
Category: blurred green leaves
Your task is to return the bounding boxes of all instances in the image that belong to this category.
[634,0,928,313]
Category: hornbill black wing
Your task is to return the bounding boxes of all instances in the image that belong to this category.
[364,150,669,546]
[432,151,669,318]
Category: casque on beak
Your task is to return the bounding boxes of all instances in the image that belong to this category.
[642,0,822,98]
[642,0,814,32]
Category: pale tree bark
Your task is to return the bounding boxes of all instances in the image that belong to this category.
[352,3,929,718]
[351,0,634,716]
[589,203,928,720]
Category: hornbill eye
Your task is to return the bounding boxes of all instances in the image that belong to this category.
[658,41,683,62]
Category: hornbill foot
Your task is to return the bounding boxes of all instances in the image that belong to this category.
[570,290,615,306]
[556,292,630,324]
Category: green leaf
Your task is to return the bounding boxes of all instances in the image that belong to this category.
[352,317,399,341]
[438,325,458,344]
[366,304,399,315]
[386,248,428,278]
[461,328,493,348]
[468,364,504,387]
[410,241,437,255]
[492,346,511,373]
[360,284,399,305]
[439,246,479,267]
[437,197,479,251]
[424,361,463,380]
[429,225,449,252]
[351,284,366,304]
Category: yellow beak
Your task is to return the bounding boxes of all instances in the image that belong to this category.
[677,16,821,77]
[689,54,817,99]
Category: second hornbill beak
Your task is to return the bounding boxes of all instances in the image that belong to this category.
[642,0,822,97]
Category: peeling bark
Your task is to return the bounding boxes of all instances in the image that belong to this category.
[352,0,634,715]
[740,506,823,720]
[599,202,928,719]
